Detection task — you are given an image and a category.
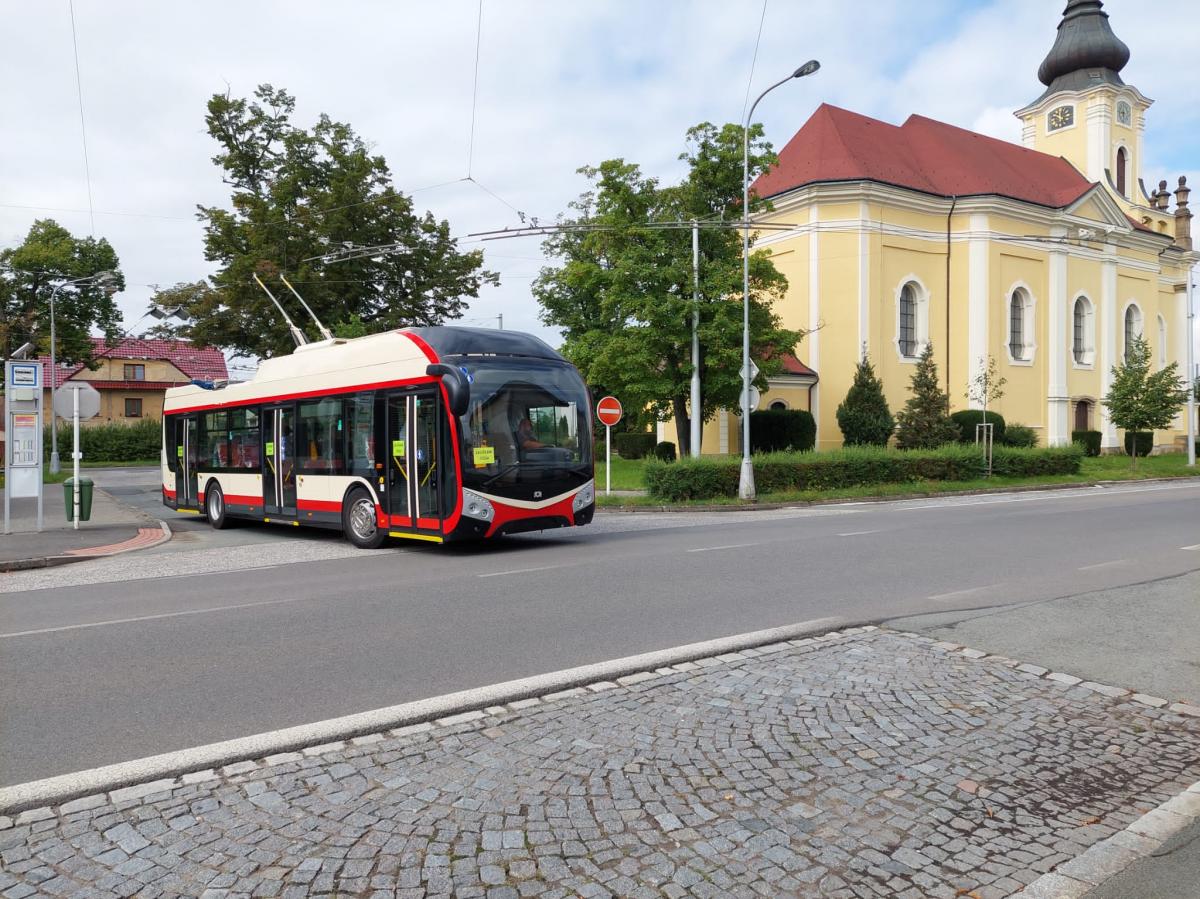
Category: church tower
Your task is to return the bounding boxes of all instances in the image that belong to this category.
[1015,0,1154,211]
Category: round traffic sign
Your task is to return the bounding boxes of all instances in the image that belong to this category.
[53,382,102,421]
[596,395,623,427]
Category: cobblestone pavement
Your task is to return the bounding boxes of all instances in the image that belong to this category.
[2,628,1198,898]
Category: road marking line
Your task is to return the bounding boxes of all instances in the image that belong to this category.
[894,482,1197,511]
[837,530,882,537]
[1075,556,1128,571]
[686,543,759,553]
[0,594,324,639]
[1077,559,1129,571]
[1182,544,1200,551]
[477,565,564,578]
[927,585,1000,601]
[159,564,280,580]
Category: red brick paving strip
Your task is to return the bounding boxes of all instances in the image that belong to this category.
[64,527,167,557]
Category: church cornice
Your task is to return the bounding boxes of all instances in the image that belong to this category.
[1014,83,1153,120]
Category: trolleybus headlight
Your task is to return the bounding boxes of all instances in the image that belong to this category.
[572,481,595,511]
[462,489,494,521]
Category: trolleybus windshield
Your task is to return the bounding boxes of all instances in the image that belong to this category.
[452,357,592,501]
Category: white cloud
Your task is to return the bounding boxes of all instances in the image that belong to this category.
[1,0,1194,355]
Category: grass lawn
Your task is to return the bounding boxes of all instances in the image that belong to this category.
[597,451,1198,507]
[1,460,157,489]
[0,469,71,490]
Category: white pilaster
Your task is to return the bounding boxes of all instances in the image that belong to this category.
[1086,100,1111,184]
[1100,244,1119,449]
[1177,284,1189,428]
[809,204,821,444]
[718,409,729,454]
[967,213,989,408]
[1047,228,1070,445]
[1021,119,1036,149]
[858,201,869,360]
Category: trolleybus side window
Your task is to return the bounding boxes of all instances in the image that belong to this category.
[228,408,259,468]
[298,398,344,474]
[202,411,229,469]
[345,393,375,476]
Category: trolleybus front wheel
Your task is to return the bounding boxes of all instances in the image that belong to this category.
[343,488,386,549]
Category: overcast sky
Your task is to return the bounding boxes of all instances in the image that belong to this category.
[2,0,1196,370]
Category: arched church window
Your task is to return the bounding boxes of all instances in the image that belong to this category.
[1072,296,1094,365]
[1124,304,1143,361]
[1008,289,1033,362]
[1116,147,1127,196]
[899,283,917,358]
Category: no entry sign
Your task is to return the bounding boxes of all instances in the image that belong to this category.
[596,396,623,427]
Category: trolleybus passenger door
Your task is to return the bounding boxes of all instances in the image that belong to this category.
[385,389,445,535]
[175,415,200,507]
[262,405,297,516]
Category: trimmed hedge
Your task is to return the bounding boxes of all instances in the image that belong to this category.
[613,432,655,459]
[653,441,677,462]
[1071,430,1102,457]
[1123,431,1153,457]
[749,409,816,453]
[949,410,1005,444]
[643,444,1084,501]
[1003,424,1038,448]
[43,419,162,463]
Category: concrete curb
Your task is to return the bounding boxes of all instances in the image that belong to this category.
[597,475,1200,513]
[0,615,845,815]
[0,518,172,572]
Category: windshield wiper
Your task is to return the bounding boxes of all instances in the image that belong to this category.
[481,462,522,487]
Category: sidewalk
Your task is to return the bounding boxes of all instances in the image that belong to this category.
[0,482,167,571]
[0,625,1196,898]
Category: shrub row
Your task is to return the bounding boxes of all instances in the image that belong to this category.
[1123,431,1153,457]
[643,444,1084,501]
[1072,430,1102,457]
[43,418,162,463]
[613,432,655,459]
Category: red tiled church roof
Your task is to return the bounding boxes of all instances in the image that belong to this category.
[779,354,817,378]
[753,103,1096,209]
[38,337,228,389]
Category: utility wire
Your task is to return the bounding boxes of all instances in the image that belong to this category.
[467,0,484,179]
[741,0,769,123]
[67,0,96,236]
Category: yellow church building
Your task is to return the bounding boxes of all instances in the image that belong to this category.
[674,0,1195,454]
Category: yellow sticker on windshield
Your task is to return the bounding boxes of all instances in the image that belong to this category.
[265,441,275,456]
[392,439,405,456]
[473,446,495,467]
[176,445,183,458]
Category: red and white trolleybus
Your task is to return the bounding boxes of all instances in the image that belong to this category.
[161,327,596,546]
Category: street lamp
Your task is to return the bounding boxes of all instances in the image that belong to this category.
[740,60,820,500]
[49,271,119,473]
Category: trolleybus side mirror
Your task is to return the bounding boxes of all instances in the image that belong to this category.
[425,363,471,417]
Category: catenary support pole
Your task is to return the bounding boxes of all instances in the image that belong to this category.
[73,387,80,529]
[1188,262,1196,467]
[49,284,61,474]
[691,220,701,459]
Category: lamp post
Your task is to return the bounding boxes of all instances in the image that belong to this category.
[740,60,820,500]
[1188,261,1196,467]
[48,271,118,473]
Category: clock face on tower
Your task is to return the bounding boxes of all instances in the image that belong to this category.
[1116,101,1132,126]
[1048,105,1075,131]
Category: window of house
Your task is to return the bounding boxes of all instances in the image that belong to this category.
[124,364,145,381]
[1116,147,1127,196]
[1124,303,1143,361]
[1072,296,1094,365]
[1008,288,1034,362]
[124,397,143,418]
[297,398,345,473]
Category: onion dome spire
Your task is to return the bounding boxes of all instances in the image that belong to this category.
[1037,0,1130,96]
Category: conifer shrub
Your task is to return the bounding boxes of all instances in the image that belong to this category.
[836,355,894,446]
[612,432,655,459]
[949,410,1006,445]
[749,409,816,452]
[895,343,958,449]
[642,444,1082,501]
[1071,430,1102,456]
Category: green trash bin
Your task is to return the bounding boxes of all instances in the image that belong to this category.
[63,478,95,522]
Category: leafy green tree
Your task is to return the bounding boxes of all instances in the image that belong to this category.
[0,219,124,364]
[534,122,803,456]
[836,350,894,446]
[1102,334,1188,467]
[894,342,958,449]
[165,84,496,359]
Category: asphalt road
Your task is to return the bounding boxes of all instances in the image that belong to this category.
[2,473,1198,785]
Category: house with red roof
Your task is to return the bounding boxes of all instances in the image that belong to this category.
[35,336,228,426]
[700,0,1195,454]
